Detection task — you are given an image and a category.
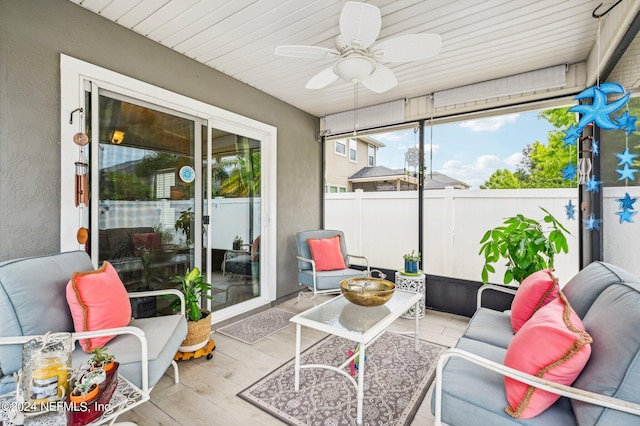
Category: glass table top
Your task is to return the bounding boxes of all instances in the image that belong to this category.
[291,290,421,340]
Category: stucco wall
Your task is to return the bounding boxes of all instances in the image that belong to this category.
[0,0,321,298]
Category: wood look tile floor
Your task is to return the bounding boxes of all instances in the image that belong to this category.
[118,296,468,426]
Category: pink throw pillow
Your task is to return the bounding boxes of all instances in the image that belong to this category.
[307,235,347,271]
[504,292,592,418]
[66,261,132,352]
[511,269,560,332]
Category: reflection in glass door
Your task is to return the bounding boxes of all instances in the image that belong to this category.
[93,89,199,316]
[204,128,261,312]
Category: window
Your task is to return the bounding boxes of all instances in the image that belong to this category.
[368,145,375,166]
[325,185,347,193]
[335,140,346,156]
[349,138,357,162]
[156,168,176,199]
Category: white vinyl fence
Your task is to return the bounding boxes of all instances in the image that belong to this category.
[326,188,584,285]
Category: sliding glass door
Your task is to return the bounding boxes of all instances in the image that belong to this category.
[92,88,201,315]
[204,128,261,312]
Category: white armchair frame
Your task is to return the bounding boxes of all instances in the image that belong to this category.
[0,289,185,396]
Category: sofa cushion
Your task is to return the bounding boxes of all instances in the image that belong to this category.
[571,282,640,426]
[432,337,577,426]
[307,235,348,271]
[562,261,640,319]
[463,307,513,349]
[511,269,559,332]
[0,251,94,377]
[504,293,592,419]
[66,261,132,352]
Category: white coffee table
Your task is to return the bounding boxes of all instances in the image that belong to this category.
[291,289,422,425]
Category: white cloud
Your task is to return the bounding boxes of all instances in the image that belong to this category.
[460,114,520,132]
[437,154,503,188]
[505,152,523,168]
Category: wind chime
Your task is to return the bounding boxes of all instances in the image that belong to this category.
[70,108,90,247]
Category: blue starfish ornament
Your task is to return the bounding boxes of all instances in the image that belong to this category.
[616,193,637,210]
[583,214,603,231]
[616,164,639,181]
[616,209,637,224]
[570,83,630,131]
[615,111,638,136]
[565,200,576,220]
[562,163,577,181]
[592,139,599,157]
[562,124,580,147]
[585,175,603,192]
[616,148,638,166]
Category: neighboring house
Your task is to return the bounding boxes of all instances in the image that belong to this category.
[349,166,469,192]
[325,136,384,193]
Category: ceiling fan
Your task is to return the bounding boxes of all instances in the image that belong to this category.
[275,1,441,93]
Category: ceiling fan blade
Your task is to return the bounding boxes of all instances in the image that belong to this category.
[373,34,442,63]
[340,1,381,49]
[275,45,339,59]
[306,67,339,89]
[361,64,397,93]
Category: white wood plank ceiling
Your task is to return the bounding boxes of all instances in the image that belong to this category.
[68,0,638,117]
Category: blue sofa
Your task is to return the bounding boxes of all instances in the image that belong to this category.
[0,251,188,396]
[432,261,640,425]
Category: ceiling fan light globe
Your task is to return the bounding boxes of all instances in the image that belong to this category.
[334,56,376,83]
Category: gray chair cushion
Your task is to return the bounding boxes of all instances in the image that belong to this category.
[432,337,577,426]
[72,314,187,390]
[563,261,640,319]
[463,308,514,349]
[571,282,640,426]
[298,268,367,291]
[0,251,94,376]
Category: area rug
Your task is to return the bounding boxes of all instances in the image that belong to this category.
[216,308,295,344]
[238,333,447,426]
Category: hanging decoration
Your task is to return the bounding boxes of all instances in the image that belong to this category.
[583,214,603,231]
[560,7,639,232]
[565,199,576,220]
[70,107,90,246]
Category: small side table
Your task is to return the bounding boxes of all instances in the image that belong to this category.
[395,271,426,319]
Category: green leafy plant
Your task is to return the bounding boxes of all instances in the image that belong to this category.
[88,346,115,368]
[174,208,194,244]
[403,251,421,262]
[479,207,570,285]
[170,267,212,322]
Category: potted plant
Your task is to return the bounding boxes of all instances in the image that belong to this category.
[171,267,213,352]
[479,207,570,285]
[88,347,116,372]
[403,251,421,274]
[233,235,243,250]
[69,378,99,404]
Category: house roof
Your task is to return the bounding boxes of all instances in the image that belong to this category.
[349,166,469,189]
[67,1,640,118]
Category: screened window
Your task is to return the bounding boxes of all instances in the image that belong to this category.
[335,140,346,156]
[349,138,357,162]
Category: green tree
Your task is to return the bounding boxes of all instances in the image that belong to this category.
[482,107,577,189]
[218,152,261,198]
[480,169,521,189]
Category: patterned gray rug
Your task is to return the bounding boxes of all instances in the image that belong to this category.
[238,333,447,426]
[216,308,295,344]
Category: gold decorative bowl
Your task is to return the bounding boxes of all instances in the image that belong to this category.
[340,278,396,307]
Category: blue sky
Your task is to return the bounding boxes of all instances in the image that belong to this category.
[373,110,557,188]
